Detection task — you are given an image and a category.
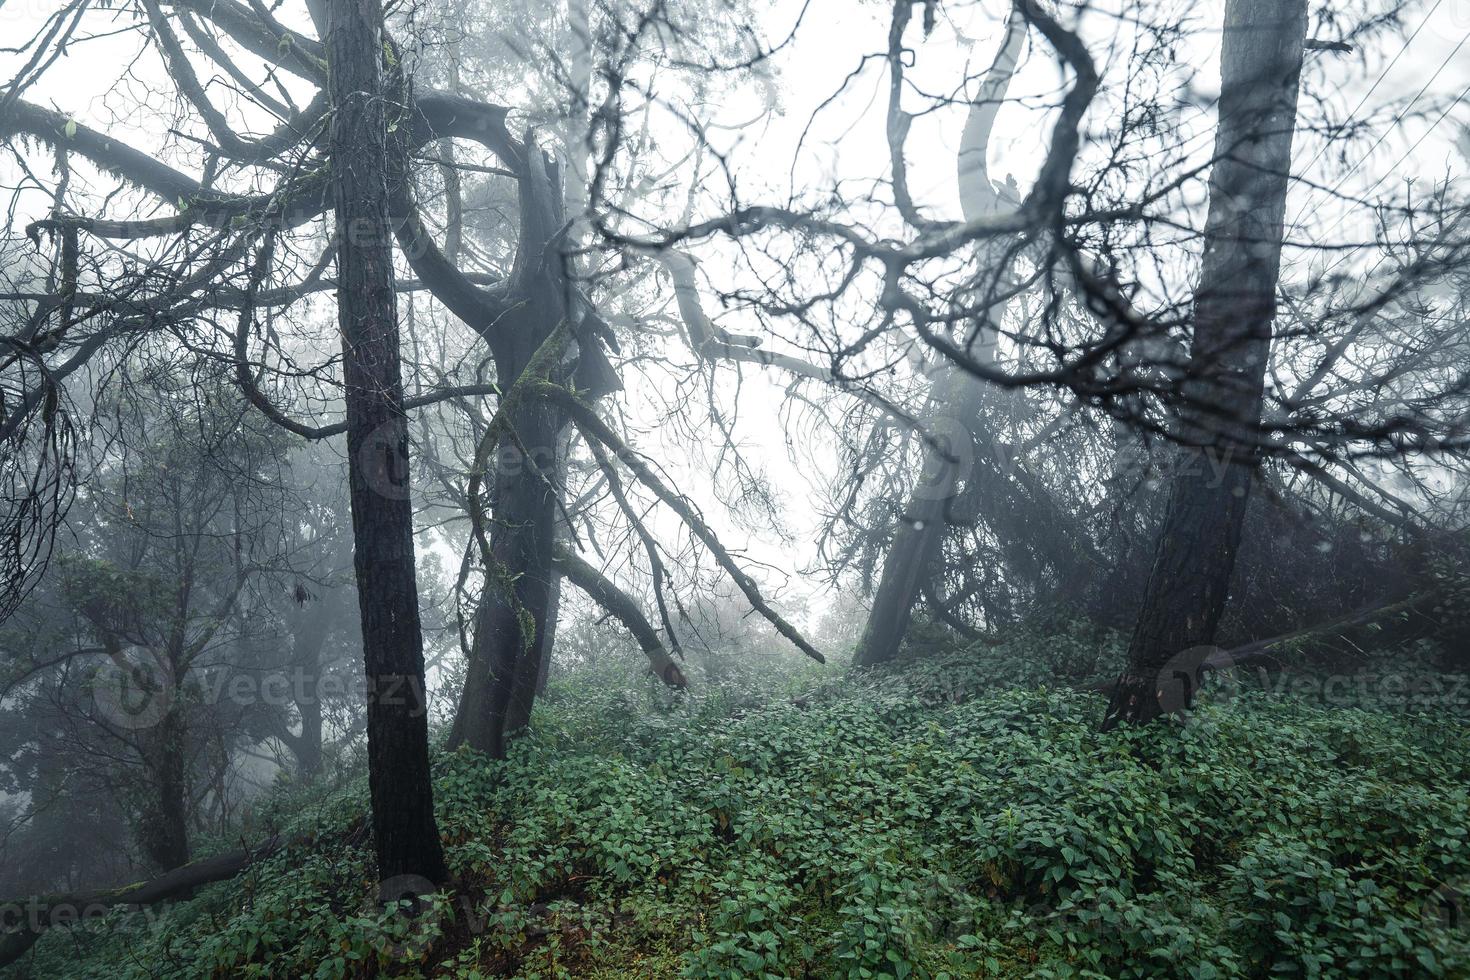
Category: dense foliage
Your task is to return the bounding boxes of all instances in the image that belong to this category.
[9,631,1468,979]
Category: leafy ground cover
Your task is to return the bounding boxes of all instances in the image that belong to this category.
[9,634,1470,979]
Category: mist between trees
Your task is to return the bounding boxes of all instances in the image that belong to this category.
[2,0,1470,975]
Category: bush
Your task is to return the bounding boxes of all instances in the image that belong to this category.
[10,637,1470,979]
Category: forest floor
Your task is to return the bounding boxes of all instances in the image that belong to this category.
[8,630,1470,979]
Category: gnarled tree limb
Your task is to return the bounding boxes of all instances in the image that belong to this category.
[552,545,686,688]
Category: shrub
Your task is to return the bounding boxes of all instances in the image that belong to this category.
[11,636,1469,979]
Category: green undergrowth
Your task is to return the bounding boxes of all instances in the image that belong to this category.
[9,638,1470,979]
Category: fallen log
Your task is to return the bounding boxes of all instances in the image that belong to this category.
[0,834,286,969]
[1205,592,1438,679]
[1087,592,1441,704]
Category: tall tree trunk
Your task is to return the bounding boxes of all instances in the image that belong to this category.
[448,397,562,757]
[442,16,617,749]
[295,691,324,783]
[535,563,561,695]
[1102,0,1308,729]
[502,409,565,735]
[285,588,339,782]
[853,11,1025,667]
[447,144,595,758]
[137,705,191,872]
[531,425,578,699]
[854,374,984,666]
[446,204,565,754]
[325,0,449,883]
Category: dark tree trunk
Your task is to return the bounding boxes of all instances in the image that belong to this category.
[446,148,586,758]
[448,397,562,757]
[325,0,449,883]
[295,694,324,783]
[501,405,563,735]
[532,427,576,700]
[1102,0,1308,729]
[137,705,191,872]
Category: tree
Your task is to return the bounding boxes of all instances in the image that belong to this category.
[0,370,307,877]
[1101,0,1310,728]
[852,6,1027,668]
[0,0,822,878]
[600,0,1466,676]
[323,0,451,883]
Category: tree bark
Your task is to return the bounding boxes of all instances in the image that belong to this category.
[854,374,983,667]
[325,0,449,882]
[500,402,564,738]
[446,149,617,757]
[1102,0,1308,729]
[448,397,563,757]
[444,162,572,755]
[136,705,192,872]
[535,564,561,696]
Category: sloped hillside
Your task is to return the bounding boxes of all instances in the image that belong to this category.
[8,641,1470,979]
